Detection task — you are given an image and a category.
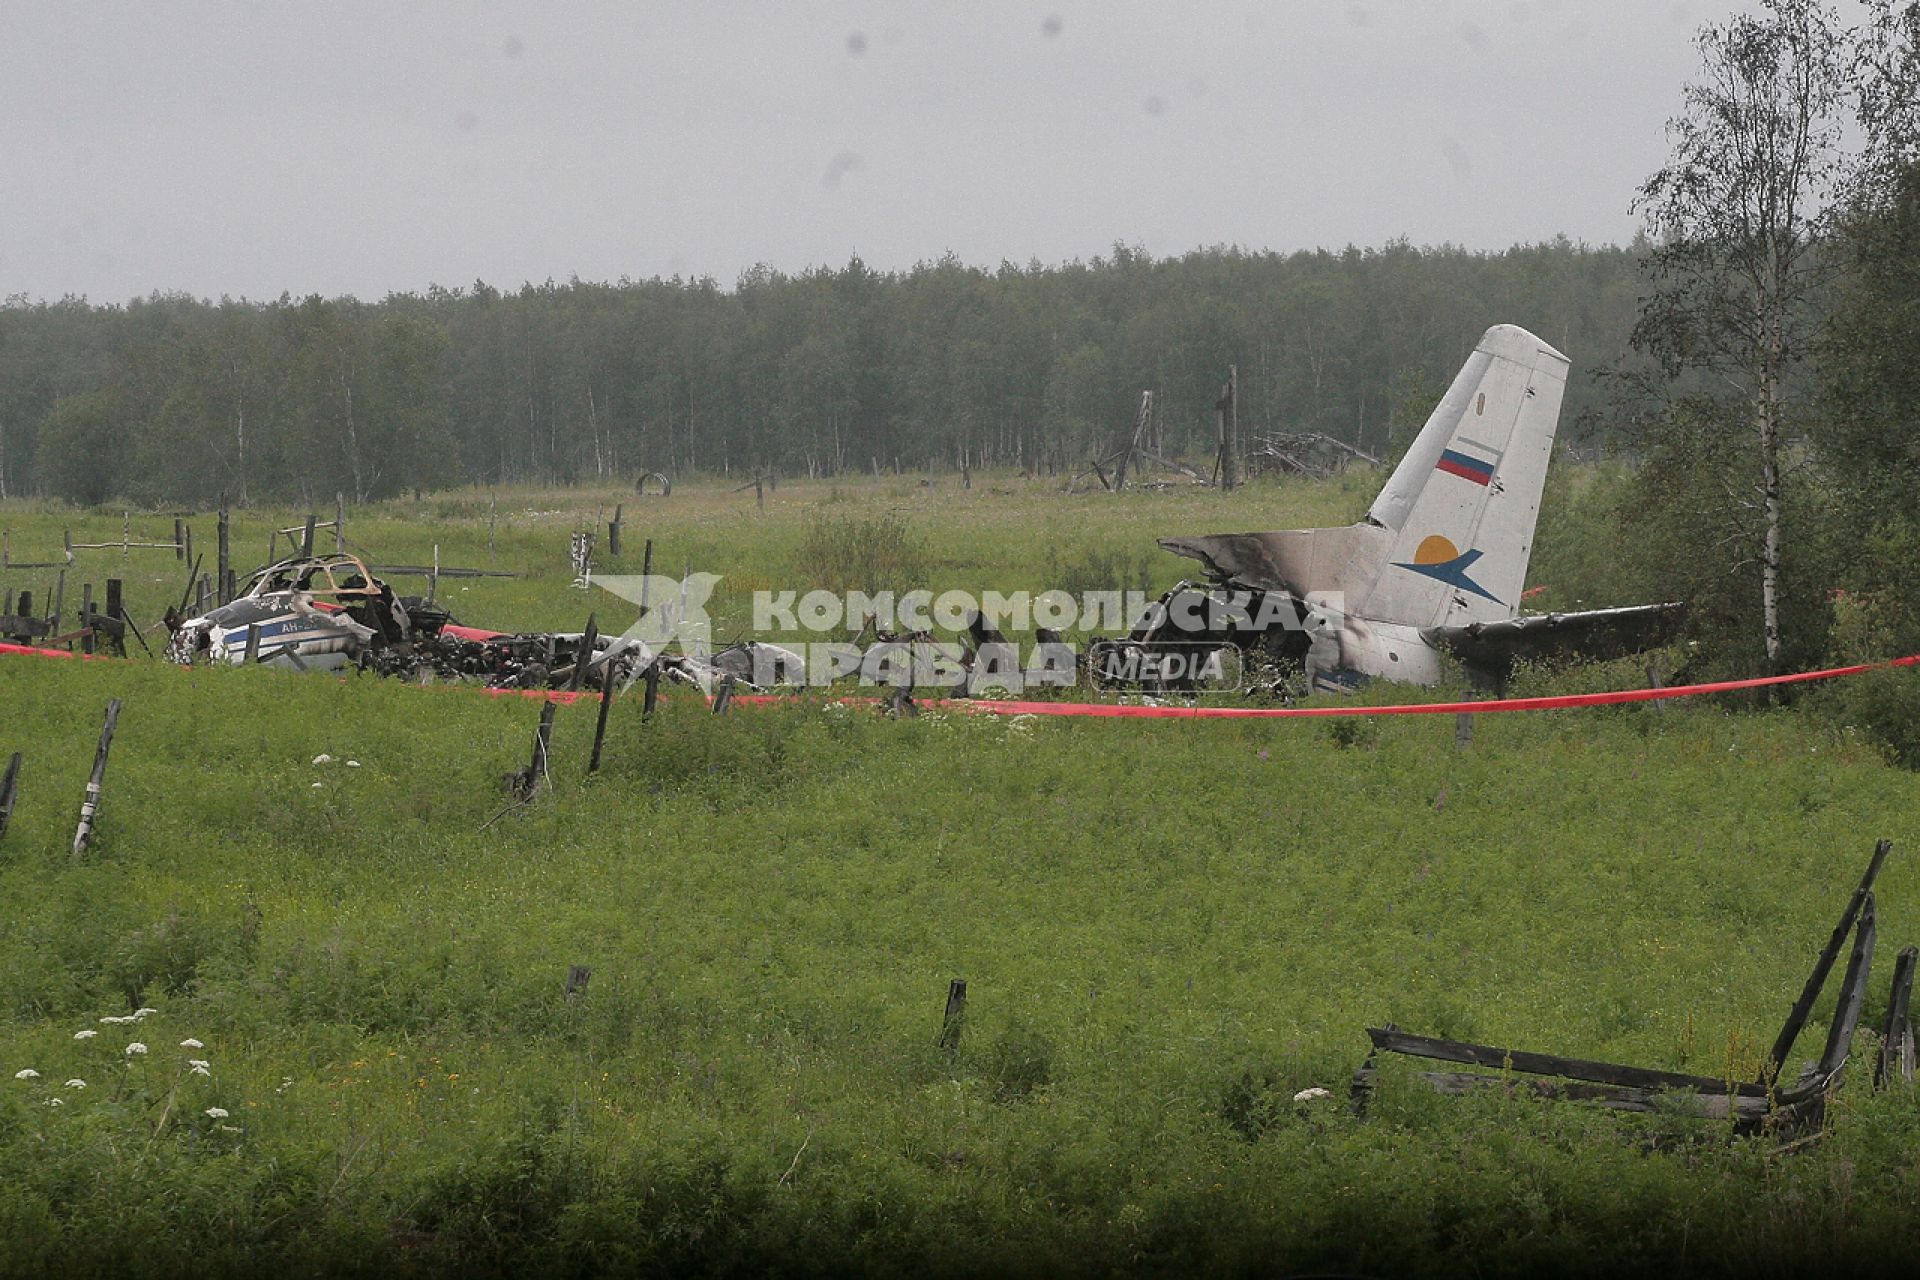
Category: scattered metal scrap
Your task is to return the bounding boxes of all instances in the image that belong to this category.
[1352,840,1906,1136]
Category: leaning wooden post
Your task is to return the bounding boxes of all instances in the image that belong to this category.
[173,518,185,560]
[335,492,345,553]
[80,582,94,655]
[1766,838,1894,1083]
[607,503,623,558]
[300,514,317,559]
[939,979,968,1057]
[0,751,21,842]
[71,699,122,857]
[642,658,661,718]
[712,674,736,715]
[242,622,261,665]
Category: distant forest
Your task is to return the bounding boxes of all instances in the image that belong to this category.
[0,238,1647,506]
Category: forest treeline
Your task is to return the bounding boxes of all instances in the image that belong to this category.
[0,238,1647,506]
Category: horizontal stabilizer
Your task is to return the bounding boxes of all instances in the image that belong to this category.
[1421,602,1688,672]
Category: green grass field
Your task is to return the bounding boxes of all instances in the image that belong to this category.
[3,476,1920,1276]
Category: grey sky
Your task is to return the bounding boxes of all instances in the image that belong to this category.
[2,1,1732,303]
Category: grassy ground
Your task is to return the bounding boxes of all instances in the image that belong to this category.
[3,476,1920,1276]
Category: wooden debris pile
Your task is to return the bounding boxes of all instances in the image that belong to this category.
[1354,839,1909,1137]
[1248,431,1381,479]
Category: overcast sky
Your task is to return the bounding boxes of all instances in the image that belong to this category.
[2,1,1746,303]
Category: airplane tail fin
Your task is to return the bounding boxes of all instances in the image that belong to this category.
[1356,324,1569,628]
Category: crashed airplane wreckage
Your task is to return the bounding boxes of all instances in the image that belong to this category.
[1097,324,1685,694]
[161,553,796,693]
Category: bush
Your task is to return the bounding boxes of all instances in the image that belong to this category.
[794,509,925,597]
[1829,666,1920,768]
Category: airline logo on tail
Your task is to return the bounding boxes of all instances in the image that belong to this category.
[1393,535,1502,605]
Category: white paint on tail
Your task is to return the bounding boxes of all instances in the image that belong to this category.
[1354,324,1568,628]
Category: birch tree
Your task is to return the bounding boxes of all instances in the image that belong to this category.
[1631,0,1847,668]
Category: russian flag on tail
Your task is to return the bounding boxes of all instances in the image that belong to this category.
[1436,444,1498,486]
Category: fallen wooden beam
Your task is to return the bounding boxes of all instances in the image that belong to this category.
[1362,1026,1772,1099]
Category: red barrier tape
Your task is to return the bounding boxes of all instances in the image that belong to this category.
[5,640,1915,719]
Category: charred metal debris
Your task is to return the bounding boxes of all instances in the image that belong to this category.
[1353,840,1914,1138]
[160,553,847,695]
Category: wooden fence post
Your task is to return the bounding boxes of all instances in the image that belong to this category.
[940,979,968,1057]
[242,623,261,665]
[80,583,93,654]
[608,504,623,558]
[1878,945,1918,1089]
[104,579,125,656]
[217,505,231,601]
[519,701,557,800]
[589,672,615,774]
[335,493,346,553]
[0,752,21,842]
[174,518,185,560]
[643,659,661,718]
[300,514,316,559]
[567,614,599,693]
[71,699,122,857]
[712,674,736,715]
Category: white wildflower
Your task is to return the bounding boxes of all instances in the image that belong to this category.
[179,1038,204,1050]
[64,1079,85,1090]
[133,1008,157,1019]
[46,1097,62,1107]
[1293,1087,1332,1103]
[14,1068,39,1080]
[312,753,333,765]
[190,1065,210,1077]
[73,1029,98,1040]
[216,1123,240,1133]
[187,1058,210,1070]
[99,1016,130,1025]
[125,1042,148,1056]
[345,760,360,768]
[311,782,325,789]
[205,1106,229,1119]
